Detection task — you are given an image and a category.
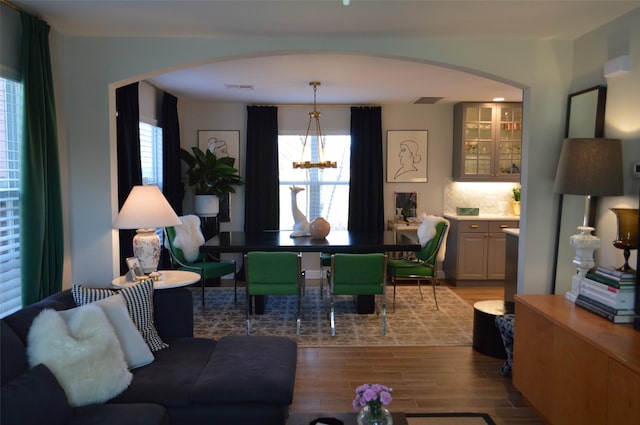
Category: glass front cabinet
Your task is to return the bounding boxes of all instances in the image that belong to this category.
[452,102,522,181]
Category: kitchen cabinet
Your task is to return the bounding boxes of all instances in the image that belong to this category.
[443,218,519,285]
[514,295,640,425]
[453,102,522,181]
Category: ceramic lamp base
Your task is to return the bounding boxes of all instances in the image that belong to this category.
[132,228,161,274]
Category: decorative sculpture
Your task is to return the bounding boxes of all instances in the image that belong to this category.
[309,217,330,239]
[290,186,310,237]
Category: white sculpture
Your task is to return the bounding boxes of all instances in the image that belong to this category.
[290,186,310,237]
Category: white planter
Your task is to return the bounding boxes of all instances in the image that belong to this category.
[194,194,220,217]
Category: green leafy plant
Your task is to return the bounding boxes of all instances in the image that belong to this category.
[180,147,244,197]
[512,186,521,202]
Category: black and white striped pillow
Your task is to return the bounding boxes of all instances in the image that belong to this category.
[72,279,168,352]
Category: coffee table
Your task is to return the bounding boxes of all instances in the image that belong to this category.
[111,270,200,289]
[287,412,408,425]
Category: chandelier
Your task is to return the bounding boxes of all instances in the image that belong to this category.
[292,81,337,169]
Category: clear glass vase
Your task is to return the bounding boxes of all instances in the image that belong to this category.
[356,405,393,425]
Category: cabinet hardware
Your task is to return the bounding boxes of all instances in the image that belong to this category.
[469,224,479,229]
[500,224,508,228]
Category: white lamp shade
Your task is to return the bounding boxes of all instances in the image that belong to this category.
[113,185,181,229]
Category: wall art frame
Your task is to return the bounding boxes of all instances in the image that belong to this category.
[386,130,428,183]
[197,130,241,223]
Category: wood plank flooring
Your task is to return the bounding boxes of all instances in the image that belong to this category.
[289,284,545,425]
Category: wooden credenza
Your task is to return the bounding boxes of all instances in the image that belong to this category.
[513,295,640,425]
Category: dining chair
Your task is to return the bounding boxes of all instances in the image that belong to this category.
[328,253,388,336]
[164,226,237,309]
[387,219,449,311]
[244,251,305,335]
[319,252,332,298]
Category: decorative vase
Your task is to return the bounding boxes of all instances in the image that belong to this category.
[356,405,393,425]
[512,201,520,216]
[309,217,331,238]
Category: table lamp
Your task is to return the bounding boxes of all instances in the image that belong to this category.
[553,138,623,302]
[114,185,182,274]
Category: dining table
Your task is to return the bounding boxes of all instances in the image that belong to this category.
[200,229,421,314]
[200,229,421,254]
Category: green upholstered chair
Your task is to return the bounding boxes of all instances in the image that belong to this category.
[328,253,388,336]
[244,251,305,335]
[387,220,448,311]
[165,226,237,309]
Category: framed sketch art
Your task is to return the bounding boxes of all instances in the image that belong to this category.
[197,130,241,172]
[386,130,428,183]
[197,130,241,223]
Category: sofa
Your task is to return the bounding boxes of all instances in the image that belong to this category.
[1,284,298,425]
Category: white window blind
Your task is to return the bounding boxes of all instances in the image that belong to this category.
[0,77,23,317]
[278,135,350,230]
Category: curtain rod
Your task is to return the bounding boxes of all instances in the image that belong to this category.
[1,0,40,18]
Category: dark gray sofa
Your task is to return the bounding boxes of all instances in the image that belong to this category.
[1,287,297,425]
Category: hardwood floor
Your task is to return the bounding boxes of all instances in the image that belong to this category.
[289,284,545,425]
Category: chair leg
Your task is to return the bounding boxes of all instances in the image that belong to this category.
[392,276,397,312]
[233,276,237,304]
[417,279,424,300]
[330,295,336,337]
[432,279,439,311]
[381,293,387,336]
[201,277,205,310]
[246,290,251,335]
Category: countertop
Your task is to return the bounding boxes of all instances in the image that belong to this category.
[503,228,520,236]
[444,214,520,221]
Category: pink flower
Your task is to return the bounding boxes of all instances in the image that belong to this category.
[352,383,393,412]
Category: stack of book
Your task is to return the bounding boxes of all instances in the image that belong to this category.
[575,265,637,323]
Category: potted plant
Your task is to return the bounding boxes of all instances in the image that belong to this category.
[512,186,521,216]
[180,147,244,217]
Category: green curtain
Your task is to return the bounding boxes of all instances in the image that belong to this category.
[19,12,63,305]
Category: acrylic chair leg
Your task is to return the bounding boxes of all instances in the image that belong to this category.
[246,293,251,335]
[330,296,336,336]
[382,294,387,336]
[201,278,206,310]
[418,279,424,300]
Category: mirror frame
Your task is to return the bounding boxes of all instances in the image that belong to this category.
[551,85,607,293]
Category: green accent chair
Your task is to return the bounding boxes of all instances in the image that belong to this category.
[244,251,305,335]
[387,220,448,311]
[165,226,237,309]
[328,253,388,336]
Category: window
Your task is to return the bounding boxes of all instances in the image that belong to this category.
[139,121,164,239]
[278,135,350,230]
[0,77,23,317]
[139,121,163,189]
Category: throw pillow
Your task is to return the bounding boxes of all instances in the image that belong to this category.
[72,279,168,351]
[63,294,154,369]
[27,305,132,407]
[0,363,72,425]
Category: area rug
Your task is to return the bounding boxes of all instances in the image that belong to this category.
[406,412,496,425]
[191,285,473,347]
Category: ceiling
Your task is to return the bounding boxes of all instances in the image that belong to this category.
[10,0,640,104]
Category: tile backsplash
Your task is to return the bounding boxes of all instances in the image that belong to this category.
[443,177,520,216]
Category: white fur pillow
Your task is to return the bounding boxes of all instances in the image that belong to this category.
[172,214,204,262]
[27,305,132,407]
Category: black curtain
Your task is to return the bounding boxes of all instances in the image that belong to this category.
[244,105,279,232]
[161,92,183,215]
[348,106,384,232]
[116,82,141,274]
[159,91,183,269]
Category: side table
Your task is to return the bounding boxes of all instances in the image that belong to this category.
[472,299,514,358]
[112,270,200,290]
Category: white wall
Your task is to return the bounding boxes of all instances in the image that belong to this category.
[55,36,570,292]
[47,19,636,293]
[553,9,640,294]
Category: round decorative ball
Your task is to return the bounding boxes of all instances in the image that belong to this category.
[309,217,331,238]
